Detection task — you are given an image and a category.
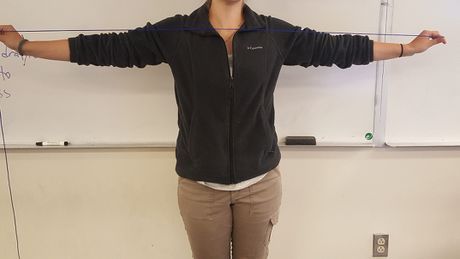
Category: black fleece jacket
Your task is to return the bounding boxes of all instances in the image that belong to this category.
[68,4,374,184]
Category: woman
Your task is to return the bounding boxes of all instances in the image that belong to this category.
[0,0,446,258]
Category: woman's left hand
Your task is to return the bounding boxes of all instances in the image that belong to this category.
[405,30,447,56]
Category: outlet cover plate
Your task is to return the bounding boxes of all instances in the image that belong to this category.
[373,234,389,257]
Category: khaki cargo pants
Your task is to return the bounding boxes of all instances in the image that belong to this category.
[178,167,282,259]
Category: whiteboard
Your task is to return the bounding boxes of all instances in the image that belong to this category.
[0,0,381,146]
[385,0,460,146]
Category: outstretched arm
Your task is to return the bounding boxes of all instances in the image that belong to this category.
[0,25,70,61]
[2,18,181,68]
[373,30,446,61]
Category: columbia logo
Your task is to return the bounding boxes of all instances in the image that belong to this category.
[247,46,263,51]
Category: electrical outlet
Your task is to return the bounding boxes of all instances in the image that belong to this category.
[373,234,389,257]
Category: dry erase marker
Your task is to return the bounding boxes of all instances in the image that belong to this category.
[35,141,70,146]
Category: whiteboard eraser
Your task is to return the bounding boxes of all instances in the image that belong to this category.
[285,136,316,145]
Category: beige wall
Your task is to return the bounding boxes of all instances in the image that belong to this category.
[1,147,460,259]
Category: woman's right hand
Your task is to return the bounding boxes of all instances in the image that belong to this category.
[0,25,69,61]
[0,25,24,51]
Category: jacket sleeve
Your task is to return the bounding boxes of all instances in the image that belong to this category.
[68,16,183,68]
[283,28,374,69]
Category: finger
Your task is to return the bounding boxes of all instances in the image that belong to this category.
[429,31,447,45]
[419,30,431,38]
[434,35,447,44]
[436,36,447,44]
[418,30,445,46]
[0,25,12,35]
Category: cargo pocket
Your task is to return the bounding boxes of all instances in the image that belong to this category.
[264,213,279,247]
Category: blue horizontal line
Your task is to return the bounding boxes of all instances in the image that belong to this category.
[3,27,431,38]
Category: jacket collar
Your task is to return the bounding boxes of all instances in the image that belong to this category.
[185,3,266,35]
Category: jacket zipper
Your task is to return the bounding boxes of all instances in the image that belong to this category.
[218,32,236,183]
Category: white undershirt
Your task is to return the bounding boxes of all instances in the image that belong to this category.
[196,54,268,191]
[228,53,233,78]
[197,173,268,191]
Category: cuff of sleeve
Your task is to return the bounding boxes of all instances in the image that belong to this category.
[67,37,79,64]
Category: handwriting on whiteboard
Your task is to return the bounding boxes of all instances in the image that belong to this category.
[0,65,11,81]
[0,45,25,98]
[1,45,28,66]
[0,45,29,81]
[0,65,12,97]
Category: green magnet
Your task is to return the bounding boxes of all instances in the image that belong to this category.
[365,133,374,140]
